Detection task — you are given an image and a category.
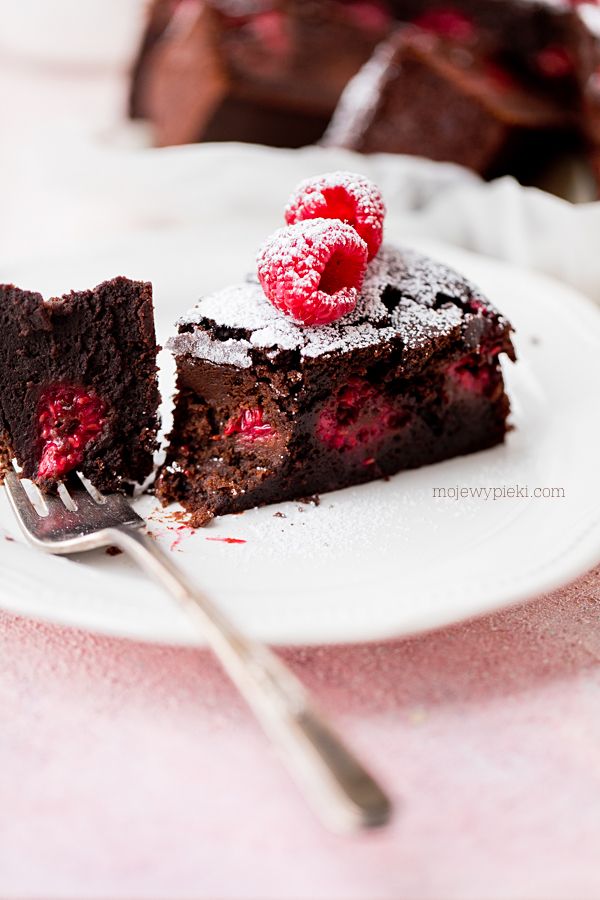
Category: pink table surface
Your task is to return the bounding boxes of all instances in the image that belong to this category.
[2,566,600,900]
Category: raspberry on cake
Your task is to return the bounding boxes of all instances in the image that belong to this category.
[257,218,368,325]
[284,171,385,261]
[0,277,160,493]
[156,245,515,525]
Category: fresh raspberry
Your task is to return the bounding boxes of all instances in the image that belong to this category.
[37,384,106,480]
[257,218,368,326]
[317,377,407,451]
[284,171,385,261]
[223,408,274,441]
[413,8,476,43]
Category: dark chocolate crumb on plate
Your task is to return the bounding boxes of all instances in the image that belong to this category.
[106,546,123,557]
[297,495,321,507]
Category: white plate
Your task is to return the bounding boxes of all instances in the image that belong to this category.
[1,230,599,646]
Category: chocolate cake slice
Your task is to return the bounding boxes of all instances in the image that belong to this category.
[157,246,515,525]
[130,0,390,148]
[323,27,574,180]
[0,277,160,493]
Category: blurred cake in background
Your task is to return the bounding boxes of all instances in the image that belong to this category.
[322,24,576,182]
[129,0,391,147]
[130,0,600,186]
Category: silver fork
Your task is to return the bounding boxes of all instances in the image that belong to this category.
[5,469,392,833]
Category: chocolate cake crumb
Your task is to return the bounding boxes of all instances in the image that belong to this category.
[297,495,321,507]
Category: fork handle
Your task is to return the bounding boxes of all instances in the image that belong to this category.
[107,526,392,833]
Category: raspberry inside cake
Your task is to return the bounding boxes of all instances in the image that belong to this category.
[0,277,160,493]
[157,246,515,525]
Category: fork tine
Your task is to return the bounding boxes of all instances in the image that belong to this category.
[57,482,78,512]
[65,483,105,513]
[8,466,49,516]
[5,468,144,551]
[5,472,77,522]
[76,472,107,505]
[5,472,47,532]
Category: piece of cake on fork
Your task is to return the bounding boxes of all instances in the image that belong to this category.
[0,277,160,493]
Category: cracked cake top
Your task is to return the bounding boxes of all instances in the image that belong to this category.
[168,244,513,370]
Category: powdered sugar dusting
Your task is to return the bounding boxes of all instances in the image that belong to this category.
[167,327,254,369]
[322,40,397,149]
[170,244,497,368]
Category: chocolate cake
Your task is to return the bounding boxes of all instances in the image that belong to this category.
[323,26,575,181]
[130,0,600,188]
[156,245,515,525]
[129,0,390,148]
[0,277,160,493]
